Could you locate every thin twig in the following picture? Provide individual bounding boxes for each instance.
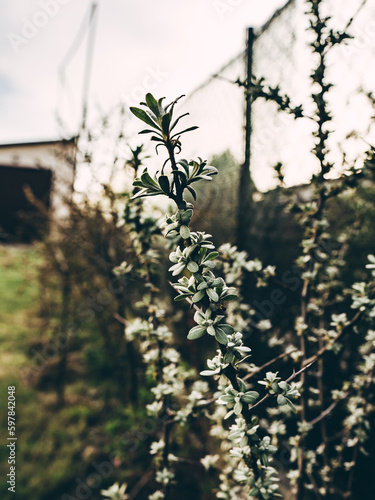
[303,310,362,367]
[168,281,204,313]
[308,400,340,427]
[113,312,128,326]
[345,0,368,30]
[243,348,298,381]
[248,361,316,412]
[128,470,153,500]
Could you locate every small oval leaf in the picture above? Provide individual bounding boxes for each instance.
[187,261,199,273]
[206,288,219,302]
[180,225,190,239]
[192,290,205,303]
[215,328,228,345]
[207,325,216,336]
[277,394,287,406]
[187,326,206,340]
[158,175,170,194]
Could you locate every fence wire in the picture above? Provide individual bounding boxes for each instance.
[177,51,247,166]
[167,0,375,192]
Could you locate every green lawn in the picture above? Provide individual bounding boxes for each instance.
[0,245,42,378]
[0,245,90,500]
[0,245,134,500]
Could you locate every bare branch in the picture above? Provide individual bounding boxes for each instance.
[243,348,298,381]
[303,310,362,367]
[308,400,340,427]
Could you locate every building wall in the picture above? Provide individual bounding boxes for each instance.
[0,140,76,220]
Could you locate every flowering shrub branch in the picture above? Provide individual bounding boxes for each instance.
[129,92,304,498]
[103,3,375,498]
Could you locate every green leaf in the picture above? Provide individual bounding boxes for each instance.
[224,351,236,364]
[187,326,206,340]
[215,328,228,345]
[200,369,218,376]
[193,272,204,283]
[222,294,237,301]
[260,454,269,467]
[241,392,259,404]
[170,113,189,132]
[131,188,149,199]
[277,394,287,406]
[141,171,159,188]
[177,158,189,172]
[238,379,246,392]
[185,243,197,257]
[224,410,234,420]
[175,170,187,185]
[187,186,197,200]
[145,93,160,116]
[220,395,234,403]
[285,398,297,413]
[174,294,189,302]
[158,175,170,194]
[204,251,219,262]
[197,282,208,291]
[171,125,198,138]
[192,290,205,303]
[164,222,179,234]
[150,135,163,143]
[170,262,186,276]
[180,225,191,239]
[187,261,199,273]
[204,261,215,269]
[217,324,234,335]
[138,128,162,136]
[207,325,216,336]
[130,107,159,129]
[206,288,219,302]
[181,209,193,222]
[193,310,205,325]
[278,381,288,391]
[198,247,207,261]
[162,113,171,135]
[234,401,242,415]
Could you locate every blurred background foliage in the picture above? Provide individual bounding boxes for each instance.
[1,144,375,498]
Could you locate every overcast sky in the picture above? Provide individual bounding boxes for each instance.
[0,0,287,144]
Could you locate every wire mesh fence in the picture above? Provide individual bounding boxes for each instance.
[159,0,375,192]
[177,51,247,167]
[251,0,375,191]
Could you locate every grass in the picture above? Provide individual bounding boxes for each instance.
[0,245,47,499]
[0,245,91,500]
[0,245,42,378]
[0,244,145,500]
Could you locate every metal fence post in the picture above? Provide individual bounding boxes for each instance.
[236,27,255,250]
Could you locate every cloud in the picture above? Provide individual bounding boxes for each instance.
[0,0,286,142]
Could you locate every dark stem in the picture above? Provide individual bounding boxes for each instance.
[166,141,184,208]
